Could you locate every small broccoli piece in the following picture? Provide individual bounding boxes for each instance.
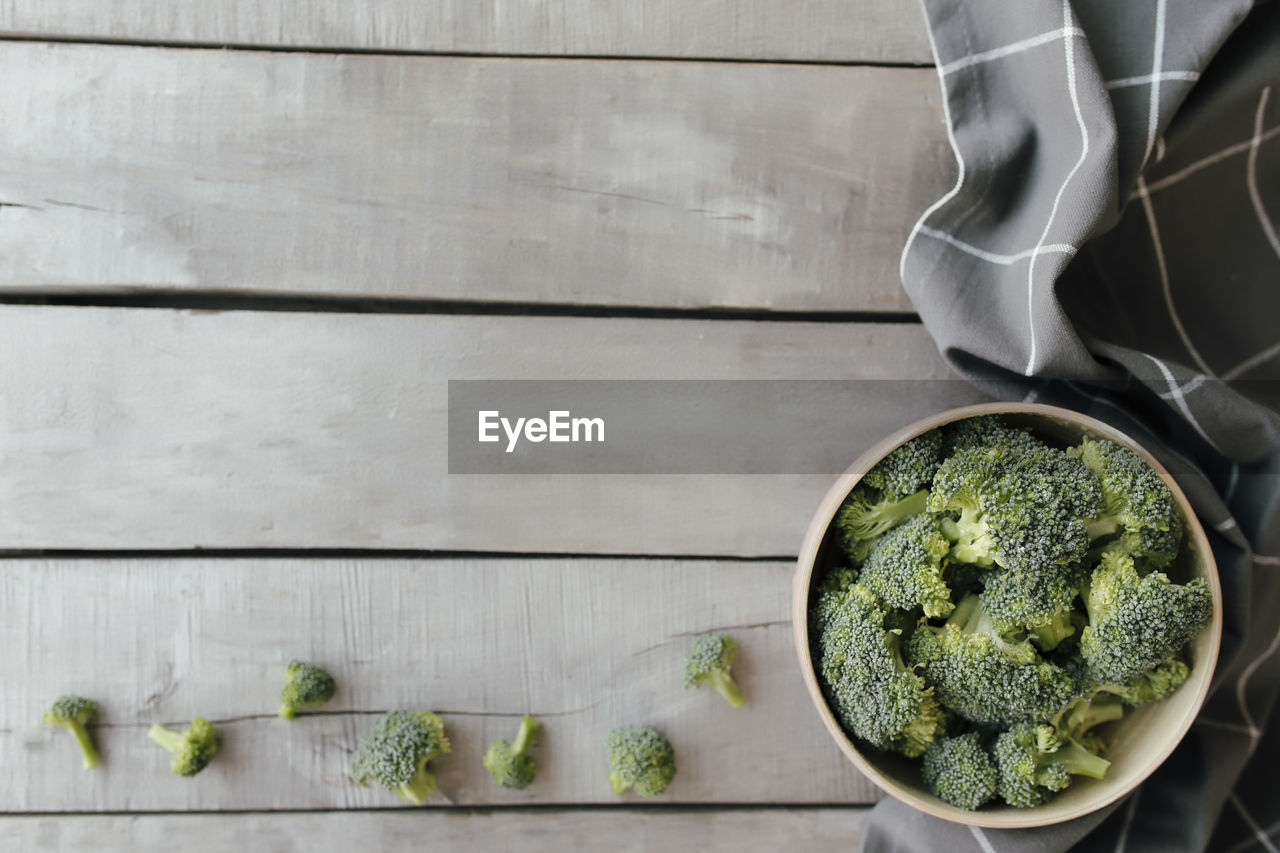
[930,432,1103,573]
[684,633,745,708]
[994,722,1110,808]
[606,725,676,797]
[812,581,942,756]
[1050,692,1124,755]
[350,710,451,803]
[834,485,930,563]
[1071,438,1180,546]
[148,718,219,777]
[907,594,1078,727]
[1094,657,1191,707]
[862,430,943,499]
[1092,519,1184,572]
[278,660,337,720]
[1080,552,1213,685]
[43,696,100,770]
[979,564,1083,652]
[483,715,540,790]
[921,732,998,810]
[860,513,955,618]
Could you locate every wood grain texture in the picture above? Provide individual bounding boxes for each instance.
[0,307,985,554]
[0,558,882,809]
[0,810,869,850]
[0,1,930,63]
[0,42,951,312]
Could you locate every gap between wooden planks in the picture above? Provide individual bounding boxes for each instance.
[0,307,987,554]
[0,42,950,312]
[0,0,930,64]
[0,558,882,809]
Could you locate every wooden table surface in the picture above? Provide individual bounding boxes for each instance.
[0,3,985,849]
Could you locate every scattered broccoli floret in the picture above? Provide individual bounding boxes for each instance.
[834,484,930,564]
[994,722,1110,808]
[483,715,540,790]
[1094,657,1191,707]
[908,593,1078,727]
[979,564,1083,652]
[1071,438,1180,547]
[921,732,998,810]
[684,633,745,708]
[860,513,955,618]
[148,718,219,777]
[278,660,337,720]
[43,696,100,770]
[862,430,943,499]
[1080,552,1213,685]
[606,725,676,797]
[813,580,942,757]
[930,435,1103,573]
[350,710,451,803]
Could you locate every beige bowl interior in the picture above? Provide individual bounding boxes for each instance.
[793,402,1223,828]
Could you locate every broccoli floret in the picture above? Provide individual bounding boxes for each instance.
[278,660,337,720]
[1080,552,1213,685]
[684,633,745,708]
[930,433,1103,573]
[43,696,100,770]
[1050,692,1124,754]
[483,715,540,790]
[1071,438,1180,542]
[921,732,998,810]
[606,725,676,797]
[862,430,943,499]
[812,581,942,757]
[1092,520,1184,572]
[994,722,1110,808]
[148,718,219,777]
[908,594,1078,727]
[350,710,451,803]
[1094,657,1191,707]
[942,415,1031,455]
[834,485,930,563]
[979,564,1083,652]
[860,513,955,618]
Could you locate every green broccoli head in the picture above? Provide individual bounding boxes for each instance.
[606,725,676,797]
[1072,438,1180,543]
[1094,657,1191,707]
[278,660,337,720]
[929,432,1103,573]
[148,718,219,777]
[993,722,1110,808]
[1080,552,1213,685]
[350,710,451,803]
[1093,519,1184,572]
[907,594,1078,727]
[812,581,942,757]
[483,715,540,790]
[43,695,100,770]
[684,633,745,708]
[921,732,998,810]
[862,430,943,500]
[834,485,929,564]
[979,564,1084,652]
[859,513,955,618]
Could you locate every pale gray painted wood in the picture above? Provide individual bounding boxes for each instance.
[0,307,985,554]
[0,558,882,809]
[0,1,930,64]
[0,809,869,851]
[0,43,950,312]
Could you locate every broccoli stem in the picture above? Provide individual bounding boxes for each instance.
[511,715,541,755]
[147,723,182,752]
[1053,741,1110,780]
[704,671,745,708]
[277,703,296,721]
[608,770,629,796]
[1030,615,1076,652]
[1084,517,1119,541]
[395,757,438,804]
[946,592,981,630]
[69,722,99,770]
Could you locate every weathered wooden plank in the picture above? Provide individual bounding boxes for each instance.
[0,1,930,64]
[0,558,881,809]
[0,307,985,554]
[0,809,869,851]
[0,42,949,312]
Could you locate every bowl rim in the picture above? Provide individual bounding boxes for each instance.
[792,401,1223,828]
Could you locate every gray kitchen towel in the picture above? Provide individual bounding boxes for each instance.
[863,1,1280,850]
